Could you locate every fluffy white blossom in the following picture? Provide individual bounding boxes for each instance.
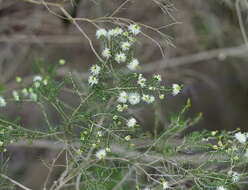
[88,75,99,86]
[43,79,48,86]
[118,91,128,103]
[115,53,126,63]
[234,132,247,144]
[125,135,131,141]
[102,48,111,59]
[127,59,139,71]
[12,90,19,101]
[59,59,66,65]
[128,92,140,105]
[121,41,131,51]
[137,74,146,88]
[127,117,137,128]
[96,149,107,160]
[96,28,107,39]
[97,131,103,137]
[117,104,123,112]
[142,94,155,104]
[114,27,123,36]
[90,65,101,76]
[0,96,6,107]
[142,187,151,190]
[33,75,43,88]
[148,86,156,91]
[228,171,240,182]
[128,36,136,43]
[107,29,115,39]
[117,104,128,112]
[22,88,29,97]
[153,74,162,82]
[216,186,226,190]
[172,84,181,96]
[108,28,123,38]
[29,92,38,102]
[105,147,111,152]
[33,75,42,82]
[162,181,169,189]
[128,24,141,35]
[159,94,165,100]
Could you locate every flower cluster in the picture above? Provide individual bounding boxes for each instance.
[234,131,247,144]
[88,25,142,87]
[86,26,184,155]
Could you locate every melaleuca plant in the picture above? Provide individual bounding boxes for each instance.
[0,25,248,190]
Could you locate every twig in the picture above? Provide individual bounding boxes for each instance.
[236,0,248,44]
[141,44,248,73]
[112,166,135,190]
[0,174,32,190]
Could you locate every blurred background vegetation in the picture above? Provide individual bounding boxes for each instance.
[1,0,248,189]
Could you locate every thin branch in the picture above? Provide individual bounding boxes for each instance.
[236,0,248,44]
[0,174,32,190]
[141,44,248,73]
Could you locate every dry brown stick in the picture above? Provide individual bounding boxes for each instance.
[7,140,227,166]
[141,44,248,73]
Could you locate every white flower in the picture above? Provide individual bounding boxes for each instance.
[231,172,240,182]
[137,74,146,88]
[33,75,42,88]
[127,59,139,71]
[128,92,140,105]
[108,28,123,39]
[216,186,226,190]
[88,75,99,86]
[117,91,128,103]
[29,92,38,102]
[159,94,165,100]
[43,79,48,85]
[142,94,155,104]
[96,149,107,159]
[115,53,126,63]
[97,131,103,137]
[96,28,107,39]
[153,74,162,82]
[117,104,128,112]
[128,24,141,35]
[0,96,6,107]
[105,147,111,152]
[128,36,136,43]
[33,75,42,82]
[125,135,131,141]
[127,117,137,128]
[102,48,111,59]
[162,181,169,189]
[12,90,19,101]
[22,88,29,97]
[234,132,247,144]
[114,27,123,36]
[107,29,115,39]
[148,86,156,91]
[172,84,181,96]
[59,59,66,65]
[90,65,101,75]
[142,188,151,190]
[121,41,131,51]
[117,104,123,112]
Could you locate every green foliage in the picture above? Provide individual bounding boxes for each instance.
[0,25,247,190]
